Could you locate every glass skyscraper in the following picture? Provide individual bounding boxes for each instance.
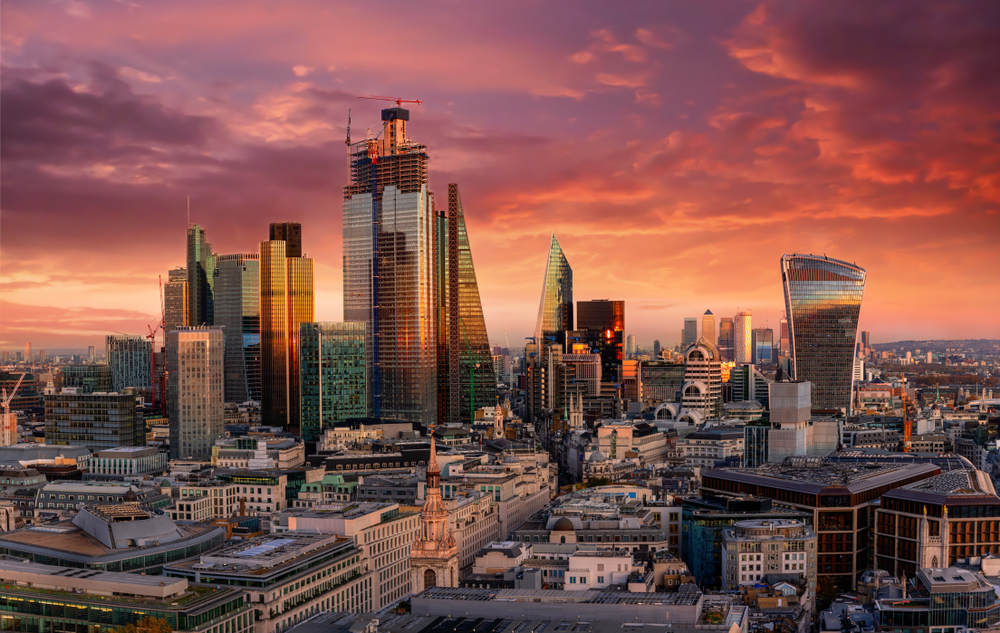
[752,327,774,365]
[535,233,573,342]
[167,326,225,460]
[215,253,261,404]
[718,317,734,361]
[186,224,214,326]
[435,184,496,425]
[164,266,188,335]
[734,310,752,364]
[781,253,866,412]
[576,299,624,382]
[260,235,314,432]
[105,334,151,392]
[682,318,698,348]
[343,106,436,425]
[299,321,369,443]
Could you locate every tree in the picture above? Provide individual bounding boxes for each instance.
[109,616,173,633]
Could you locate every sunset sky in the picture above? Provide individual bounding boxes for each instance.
[2,0,998,352]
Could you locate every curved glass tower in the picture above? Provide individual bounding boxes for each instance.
[534,233,573,342]
[780,253,866,412]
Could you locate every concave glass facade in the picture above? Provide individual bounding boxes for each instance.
[299,321,369,443]
[781,253,866,412]
[534,234,573,341]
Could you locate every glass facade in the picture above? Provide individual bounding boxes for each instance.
[702,310,716,346]
[342,108,436,425]
[105,335,151,392]
[186,224,214,327]
[781,253,866,412]
[44,392,144,451]
[436,184,497,424]
[214,254,261,404]
[534,233,573,341]
[682,318,698,348]
[164,266,188,335]
[259,240,314,431]
[168,327,225,460]
[752,327,774,365]
[733,310,752,365]
[299,322,369,443]
[718,317,735,361]
[61,364,112,394]
[575,300,624,382]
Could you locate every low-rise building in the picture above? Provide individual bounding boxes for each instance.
[294,474,357,507]
[0,559,252,633]
[33,480,170,518]
[86,446,169,480]
[164,532,372,633]
[677,426,744,467]
[876,566,1000,632]
[721,519,817,594]
[214,437,305,470]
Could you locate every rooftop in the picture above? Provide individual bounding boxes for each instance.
[885,469,999,503]
[704,460,938,496]
[418,586,703,606]
[168,532,354,576]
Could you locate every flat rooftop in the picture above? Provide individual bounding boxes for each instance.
[704,461,938,495]
[418,586,702,606]
[168,532,354,575]
[885,470,1000,503]
[0,519,215,558]
[289,612,686,633]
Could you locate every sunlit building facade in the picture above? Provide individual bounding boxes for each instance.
[260,236,314,432]
[718,317,735,361]
[436,184,496,425]
[299,322,369,443]
[534,233,573,341]
[781,253,866,412]
[105,334,151,392]
[343,106,436,425]
[752,327,774,366]
[214,253,261,404]
[575,299,624,383]
[168,326,225,460]
[702,310,716,347]
[164,266,188,335]
[734,310,752,365]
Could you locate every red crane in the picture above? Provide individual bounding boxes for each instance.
[147,275,166,415]
[357,94,423,107]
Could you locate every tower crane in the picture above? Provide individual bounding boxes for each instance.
[902,374,911,453]
[357,95,423,107]
[1,373,26,446]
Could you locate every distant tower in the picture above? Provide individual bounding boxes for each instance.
[410,438,458,592]
[24,343,31,364]
[167,326,225,460]
[164,267,189,335]
[626,334,637,358]
[734,310,752,364]
[106,335,152,391]
[702,310,717,346]
[682,318,698,348]
[87,346,96,363]
[535,234,574,342]
[186,224,214,326]
[653,340,662,359]
[214,253,261,404]
[779,316,789,360]
[493,403,504,439]
[718,317,735,361]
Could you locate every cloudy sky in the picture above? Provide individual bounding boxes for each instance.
[2,0,998,352]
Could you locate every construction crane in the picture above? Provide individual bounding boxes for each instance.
[357,95,423,107]
[902,374,911,453]
[1,373,26,447]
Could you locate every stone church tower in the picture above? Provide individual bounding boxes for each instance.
[410,437,459,592]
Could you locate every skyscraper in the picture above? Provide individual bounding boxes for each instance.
[626,334,637,358]
[535,233,573,341]
[105,335,151,392]
[575,299,625,382]
[343,106,437,425]
[734,310,752,364]
[260,233,314,432]
[164,267,188,335]
[186,224,214,326]
[779,316,789,359]
[781,253,867,412]
[87,346,95,363]
[702,310,717,346]
[269,222,302,257]
[24,343,31,364]
[752,328,774,365]
[436,184,496,425]
[682,318,698,348]
[215,253,261,404]
[167,326,224,460]
[718,317,735,361]
[653,339,661,359]
[299,322,369,443]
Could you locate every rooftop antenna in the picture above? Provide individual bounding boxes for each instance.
[187,196,190,227]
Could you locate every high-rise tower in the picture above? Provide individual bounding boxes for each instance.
[344,107,437,425]
[683,318,698,348]
[534,234,573,342]
[734,310,752,364]
[718,317,735,361]
[781,253,866,412]
[260,229,314,432]
[105,335,151,392]
[702,310,717,346]
[164,267,189,335]
[215,253,261,404]
[186,224,214,326]
[436,184,496,425]
[168,326,225,460]
[575,299,624,381]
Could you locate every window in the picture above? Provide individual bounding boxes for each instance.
[570,577,576,584]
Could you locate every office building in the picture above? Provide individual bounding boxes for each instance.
[165,532,373,630]
[44,391,144,451]
[876,566,1000,633]
[734,310,752,364]
[702,310,716,346]
[575,299,624,381]
[436,184,497,425]
[343,106,436,425]
[682,318,698,348]
[105,335,151,392]
[0,560,251,633]
[260,230,314,431]
[167,326,225,460]
[87,446,169,480]
[752,327,774,365]
[718,317,735,361]
[24,343,31,364]
[87,345,95,362]
[653,339,661,359]
[626,334,637,358]
[269,221,302,257]
[164,266,188,335]
[214,253,261,404]
[778,315,788,359]
[702,460,939,595]
[681,339,723,421]
[722,519,817,591]
[781,253,867,412]
[61,364,112,394]
[642,360,685,405]
[186,224,214,326]
[535,233,573,342]
[299,321,369,443]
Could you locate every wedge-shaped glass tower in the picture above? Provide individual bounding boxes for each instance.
[781,253,866,413]
[436,184,497,424]
[534,233,573,342]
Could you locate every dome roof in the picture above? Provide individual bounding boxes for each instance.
[588,450,607,462]
[552,517,576,531]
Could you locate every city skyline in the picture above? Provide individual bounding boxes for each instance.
[2,1,999,351]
